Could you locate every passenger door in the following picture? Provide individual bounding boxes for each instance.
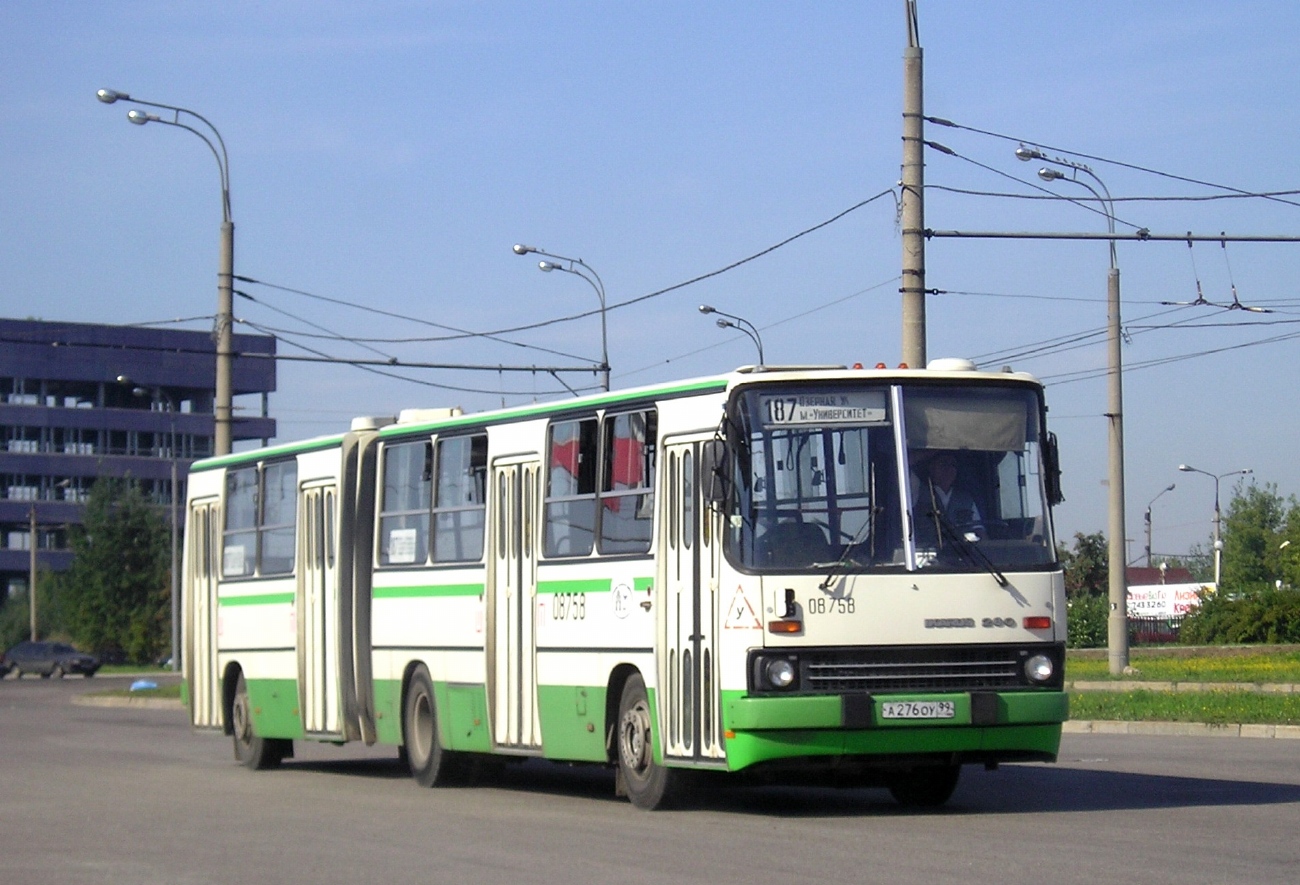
[298,482,340,737]
[487,457,542,751]
[658,436,725,764]
[186,497,222,730]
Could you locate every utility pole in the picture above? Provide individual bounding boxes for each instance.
[900,0,927,369]
[1105,262,1129,674]
[28,506,38,641]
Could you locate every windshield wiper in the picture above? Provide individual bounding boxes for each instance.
[925,507,1008,587]
[817,515,876,591]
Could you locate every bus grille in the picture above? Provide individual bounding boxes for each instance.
[801,645,1037,693]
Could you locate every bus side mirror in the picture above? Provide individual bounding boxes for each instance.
[700,439,730,506]
[1043,432,1064,506]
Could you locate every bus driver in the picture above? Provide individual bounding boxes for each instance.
[914,450,984,543]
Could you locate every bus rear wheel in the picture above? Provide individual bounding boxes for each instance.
[231,672,287,770]
[403,666,462,787]
[888,764,960,808]
[616,673,685,810]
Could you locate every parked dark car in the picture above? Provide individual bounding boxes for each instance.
[1,641,100,678]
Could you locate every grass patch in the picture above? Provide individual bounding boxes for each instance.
[99,664,174,676]
[1069,690,1300,726]
[1067,648,1300,683]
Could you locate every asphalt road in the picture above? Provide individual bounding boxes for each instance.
[2,674,1298,885]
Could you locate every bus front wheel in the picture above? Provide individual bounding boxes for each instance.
[616,673,685,810]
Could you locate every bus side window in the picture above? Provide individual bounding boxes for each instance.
[433,433,487,562]
[544,417,598,557]
[598,409,656,555]
[259,460,298,575]
[222,467,258,577]
[378,440,431,566]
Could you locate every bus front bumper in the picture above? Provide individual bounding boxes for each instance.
[720,690,1068,772]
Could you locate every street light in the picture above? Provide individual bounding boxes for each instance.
[698,305,765,365]
[512,245,609,391]
[118,376,181,671]
[1144,483,1175,568]
[1178,463,1253,587]
[1019,145,1129,675]
[98,88,235,456]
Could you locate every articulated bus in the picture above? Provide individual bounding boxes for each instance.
[181,360,1067,809]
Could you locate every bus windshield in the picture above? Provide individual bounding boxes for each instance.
[726,382,1055,573]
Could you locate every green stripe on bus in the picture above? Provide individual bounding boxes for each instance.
[191,435,346,472]
[218,592,295,607]
[381,376,729,436]
[372,583,484,599]
[536,579,612,594]
[634,577,654,593]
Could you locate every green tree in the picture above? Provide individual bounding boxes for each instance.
[1220,482,1299,591]
[1058,531,1107,598]
[1,570,66,650]
[55,478,170,663]
[1164,548,1212,584]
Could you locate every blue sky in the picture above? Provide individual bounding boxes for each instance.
[3,1,1299,561]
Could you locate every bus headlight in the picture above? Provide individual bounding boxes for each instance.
[1024,653,1054,684]
[764,657,798,690]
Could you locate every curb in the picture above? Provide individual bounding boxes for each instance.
[1064,719,1300,739]
[72,694,183,710]
[1068,680,1300,695]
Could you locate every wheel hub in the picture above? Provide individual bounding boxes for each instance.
[620,700,652,776]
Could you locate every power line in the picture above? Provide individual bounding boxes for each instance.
[618,275,900,379]
[239,319,600,397]
[236,190,899,345]
[927,184,1300,205]
[925,143,1148,232]
[924,115,1300,210]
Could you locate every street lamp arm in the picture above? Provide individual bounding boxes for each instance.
[516,245,610,391]
[717,319,764,364]
[699,305,765,364]
[129,113,232,221]
[100,89,232,221]
[539,259,605,308]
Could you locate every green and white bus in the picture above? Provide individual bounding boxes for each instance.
[181,360,1067,809]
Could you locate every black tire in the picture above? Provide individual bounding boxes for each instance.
[230,672,287,770]
[51,664,64,679]
[616,673,686,810]
[402,666,462,787]
[888,764,961,808]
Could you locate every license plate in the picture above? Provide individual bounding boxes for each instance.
[880,700,956,720]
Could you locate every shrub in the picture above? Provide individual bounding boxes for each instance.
[1179,584,1300,645]
[1067,593,1108,648]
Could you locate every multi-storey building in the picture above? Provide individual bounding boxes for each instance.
[0,318,276,599]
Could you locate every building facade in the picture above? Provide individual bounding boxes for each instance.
[0,318,276,599]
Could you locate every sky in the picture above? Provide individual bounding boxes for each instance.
[3,1,1299,563]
